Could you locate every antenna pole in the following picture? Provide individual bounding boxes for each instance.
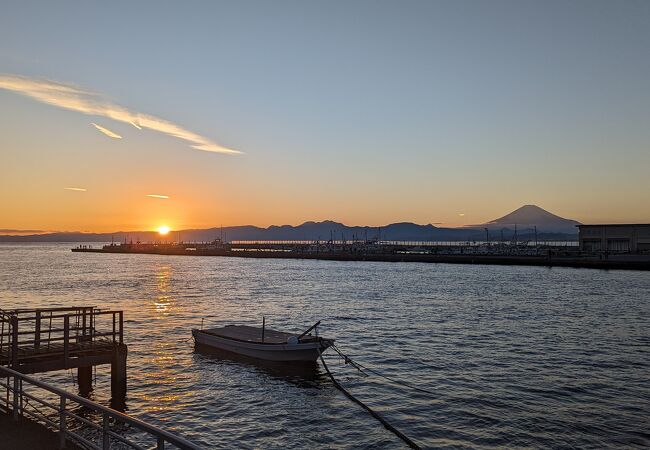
[514,224,518,245]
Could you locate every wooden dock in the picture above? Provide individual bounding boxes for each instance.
[0,307,127,400]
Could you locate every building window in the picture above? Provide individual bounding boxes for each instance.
[607,239,630,252]
[582,239,601,251]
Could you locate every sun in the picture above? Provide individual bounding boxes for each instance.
[157,225,171,235]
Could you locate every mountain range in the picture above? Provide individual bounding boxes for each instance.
[0,205,580,242]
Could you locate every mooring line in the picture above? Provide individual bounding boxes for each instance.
[331,344,436,396]
[319,352,421,450]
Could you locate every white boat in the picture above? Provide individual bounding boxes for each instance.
[192,321,333,362]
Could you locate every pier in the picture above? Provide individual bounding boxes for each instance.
[72,240,650,270]
[0,307,127,401]
[0,365,201,449]
[0,306,203,448]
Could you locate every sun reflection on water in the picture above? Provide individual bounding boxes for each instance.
[153,265,173,317]
[139,264,198,413]
[140,342,195,413]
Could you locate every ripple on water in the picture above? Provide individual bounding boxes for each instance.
[0,243,649,449]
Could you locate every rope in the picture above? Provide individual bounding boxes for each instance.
[23,396,52,424]
[330,344,437,396]
[318,350,421,450]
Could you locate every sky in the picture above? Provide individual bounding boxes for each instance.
[1,0,649,233]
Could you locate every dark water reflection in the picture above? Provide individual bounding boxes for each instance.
[1,243,649,449]
[195,345,323,389]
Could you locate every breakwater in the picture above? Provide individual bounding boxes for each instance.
[72,241,650,270]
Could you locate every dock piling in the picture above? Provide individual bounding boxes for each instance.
[78,366,92,395]
[111,344,128,401]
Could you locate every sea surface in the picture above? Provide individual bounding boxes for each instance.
[0,243,648,449]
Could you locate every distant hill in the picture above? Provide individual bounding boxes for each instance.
[481,205,580,234]
[0,205,580,242]
[0,221,480,243]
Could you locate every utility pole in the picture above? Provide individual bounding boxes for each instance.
[485,227,489,244]
[514,224,518,245]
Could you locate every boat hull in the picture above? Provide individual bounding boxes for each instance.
[192,329,331,362]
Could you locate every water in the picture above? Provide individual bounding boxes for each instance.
[0,243,648,449]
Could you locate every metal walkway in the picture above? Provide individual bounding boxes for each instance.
[0,365,202,449]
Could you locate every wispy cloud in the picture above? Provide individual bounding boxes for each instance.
[146,194,170,199]
[0,74,240,155]
[91,122,122,139]
[64,187,87,191]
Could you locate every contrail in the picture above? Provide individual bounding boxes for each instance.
[146,194,170,199]
[91,122,122,139]
[64,187,87,191]
[0,74,240,155]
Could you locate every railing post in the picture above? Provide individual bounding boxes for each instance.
[112,312,116,344]
[59,396,66,449]
[11,315,18,369]
[157,436,165,450]
[12,375,19,421]
[119,311,123,344]
[19,378,23,417]
[103,412,110,449]
[91,309,95,341]
[35,310,41,350]
[82,308,87,337]
[63,315,70,368]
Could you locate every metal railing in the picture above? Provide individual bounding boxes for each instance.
[0,307,123,367]
[231,239,580,247]
[0,365,202,450]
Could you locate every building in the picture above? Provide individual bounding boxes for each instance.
[578,224,650,253]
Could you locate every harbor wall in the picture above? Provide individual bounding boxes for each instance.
[72,244,650,271]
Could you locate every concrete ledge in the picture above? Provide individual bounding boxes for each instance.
[0,413,82,450]
[73,246,650,270]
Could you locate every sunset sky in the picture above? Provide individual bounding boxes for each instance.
[1,1,649,233]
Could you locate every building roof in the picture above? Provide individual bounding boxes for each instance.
[577,224,650,228]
